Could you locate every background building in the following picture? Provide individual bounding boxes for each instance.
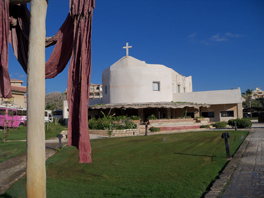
[89,55,243,122]
[252,87,264,99]
[89,84,103,99]
[0,79,27,109]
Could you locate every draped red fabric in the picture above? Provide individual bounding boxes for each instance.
[0,0,94,163]
[0,0,12,98]
[67,0,95,163]
[9,4,30,74]
[9,5,74,79]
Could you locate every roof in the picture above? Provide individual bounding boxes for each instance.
[11,86,27,92]
[10,79,23,83]
[89,102,210,110]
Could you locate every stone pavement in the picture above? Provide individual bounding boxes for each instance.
[206,121,264,198]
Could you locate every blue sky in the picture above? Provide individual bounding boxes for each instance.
[8,0,264,94]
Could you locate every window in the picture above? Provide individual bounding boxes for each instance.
[178,85,180,93]
[0,109,6,115]
[8,110,13,116]
[187,112,194,118]
[153,82,160,91]
[184,87,186,93]
[221,111,234,117]
[201,112,214,118]
[105,86,107,94]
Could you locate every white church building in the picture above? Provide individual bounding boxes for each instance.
[88,43,243,123]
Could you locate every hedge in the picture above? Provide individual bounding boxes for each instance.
[212,122,227,129]
[228,118,252,128]
[149,127,161,132]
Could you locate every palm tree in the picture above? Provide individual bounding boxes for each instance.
[242,89,253,108]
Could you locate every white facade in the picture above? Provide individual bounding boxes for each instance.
[101,56,192,104]
[173,88,243,105]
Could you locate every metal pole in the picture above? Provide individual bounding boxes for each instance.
[221,132,231,159]
[145,123,148,136]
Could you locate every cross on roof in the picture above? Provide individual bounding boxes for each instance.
[123,42,132,56]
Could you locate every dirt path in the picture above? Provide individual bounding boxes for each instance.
[0,142,66,195]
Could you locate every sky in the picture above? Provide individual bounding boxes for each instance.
[8,0,264,94]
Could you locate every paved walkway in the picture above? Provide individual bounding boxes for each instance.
[206,121,264,198]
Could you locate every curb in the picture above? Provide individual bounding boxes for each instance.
[0,142,68,195]
[204,129,252,197]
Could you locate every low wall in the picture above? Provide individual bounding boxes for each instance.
[149,118,196,127]
[89,128,140,137]
[195,118,210,124]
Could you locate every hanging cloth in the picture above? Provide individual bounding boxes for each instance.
[0,0,95,163]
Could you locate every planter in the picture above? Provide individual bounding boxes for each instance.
[148,118,196,127]
[195,118,209,124]
[89,128,140,137]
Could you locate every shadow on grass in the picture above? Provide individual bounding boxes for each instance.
[174,152,218,162]
[0,193,13,198]
[45,146,57,151]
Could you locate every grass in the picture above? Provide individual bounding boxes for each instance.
[0,123,66,141]
[247,117,258,120]
[0,141,26,163]
[0,123,66,162]
[2,130,248,198]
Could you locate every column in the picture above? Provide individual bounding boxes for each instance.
[26,1,47,197]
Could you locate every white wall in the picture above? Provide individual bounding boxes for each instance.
[173,88,243,104]
[102,56,192,104]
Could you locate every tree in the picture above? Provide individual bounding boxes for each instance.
[45,92,66,111]
[242,89,253,108]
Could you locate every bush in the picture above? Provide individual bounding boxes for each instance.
[89,116,137,130]
[177,116,191,119]
[149,127,161,132]
[228,119,235,127]
[228,118,252,128]
[148,114,157,120]
[130,115,140,120]
[212,122,227,128]
[200,125,210,128]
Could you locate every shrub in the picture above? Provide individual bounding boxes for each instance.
[89,118,99,129]
[212,122,227,128]
[149,127,161,132]
[228,118,252,128]
[200,125,210,128]
[89,116,137,130]
[148,114,157,120]
[228,119,235,127]
[130,115,140,120]
[177,116,191,119]
[107,130,113,137]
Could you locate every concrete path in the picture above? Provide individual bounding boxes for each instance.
[0,134,106,195]
[206,121,264,198]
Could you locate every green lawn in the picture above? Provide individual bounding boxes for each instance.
[0,141,26,163]
[0,123,66,141]
[0,123,66,162]
[2,131,248,198]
